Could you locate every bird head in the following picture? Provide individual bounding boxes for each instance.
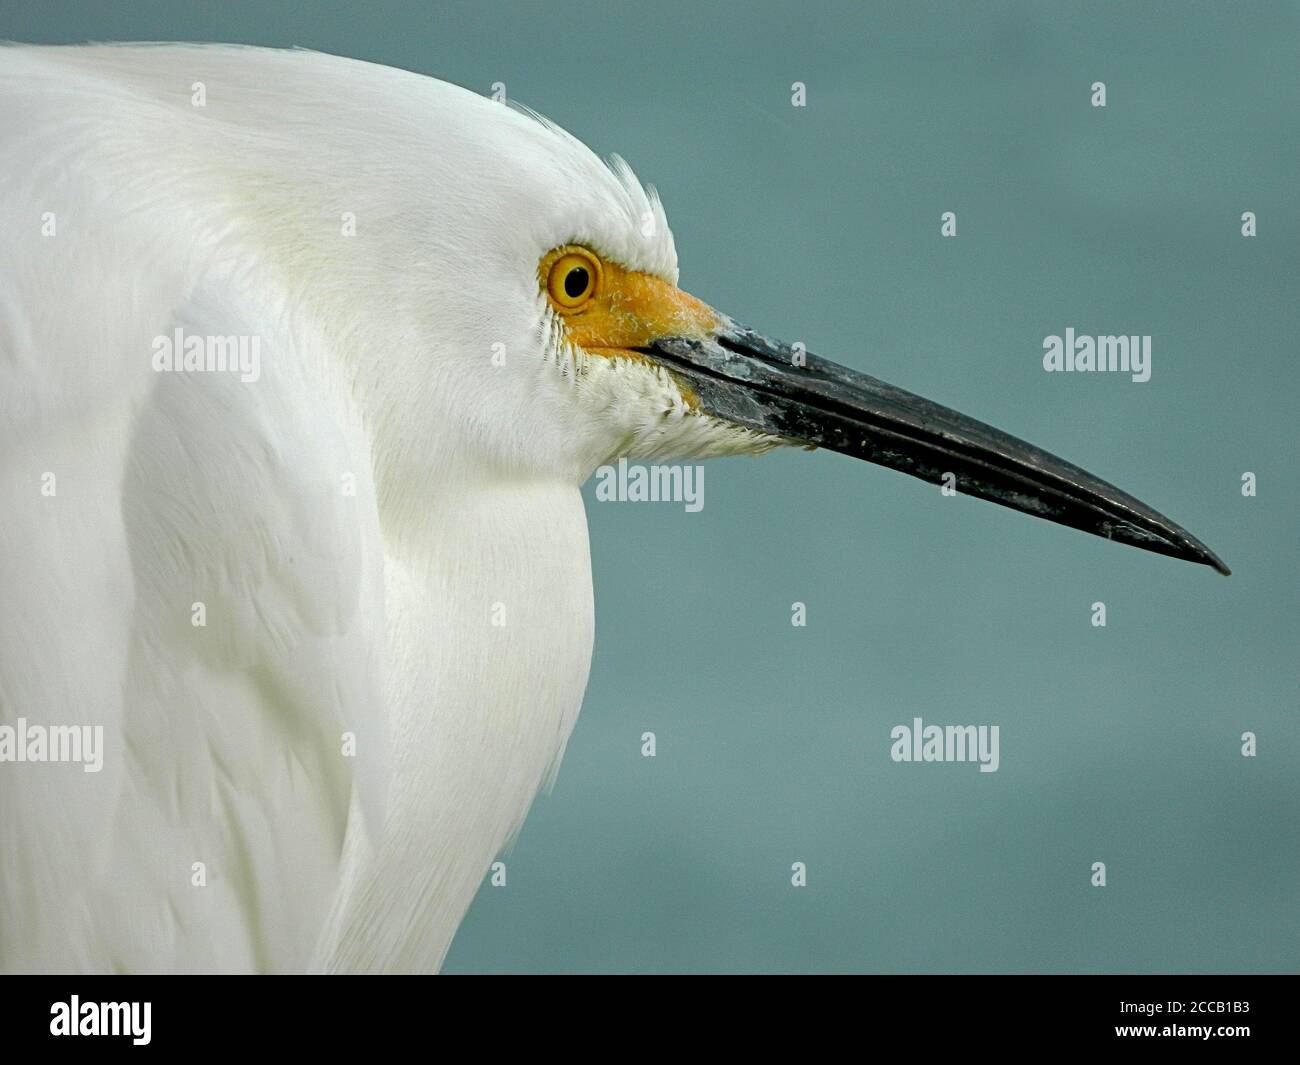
[307,66,1224,573]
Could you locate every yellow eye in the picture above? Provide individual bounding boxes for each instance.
[545,247,602,311]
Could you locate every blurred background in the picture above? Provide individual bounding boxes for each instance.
[7,1,1297,973]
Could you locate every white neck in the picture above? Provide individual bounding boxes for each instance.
[315,474,594,972]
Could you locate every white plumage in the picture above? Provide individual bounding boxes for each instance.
[0,41,1229,976]
[0,44,772,973]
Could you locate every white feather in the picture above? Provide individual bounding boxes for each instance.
[0,43,774,973]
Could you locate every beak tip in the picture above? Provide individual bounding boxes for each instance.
[1183,537,1230,577]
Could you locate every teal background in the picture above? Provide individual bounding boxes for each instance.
[8,2,1296,973]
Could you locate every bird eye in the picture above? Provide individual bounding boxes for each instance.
[546,248,601,311]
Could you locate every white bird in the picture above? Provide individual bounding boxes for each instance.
[0,44,1226,974]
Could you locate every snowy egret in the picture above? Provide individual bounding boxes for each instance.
[0,44,1226,974]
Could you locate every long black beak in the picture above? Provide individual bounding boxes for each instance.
[639,323,1229,575]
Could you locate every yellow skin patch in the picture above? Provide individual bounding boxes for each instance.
[538,245,793,456]
[538,245,721,368]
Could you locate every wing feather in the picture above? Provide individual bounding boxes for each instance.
[0,50,388,972]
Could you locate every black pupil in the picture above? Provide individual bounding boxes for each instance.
[563,265,590,299]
